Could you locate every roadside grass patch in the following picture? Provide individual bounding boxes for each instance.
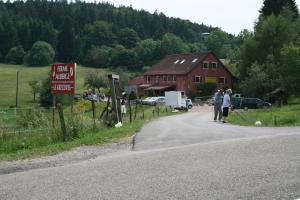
[0,103,176,161]
[228,104,300,126]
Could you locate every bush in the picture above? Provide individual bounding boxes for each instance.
[18,109,50,129]
[196,83,216,96]
[5,45,26,64]
[25,41,55,66]
[39,74,69,107]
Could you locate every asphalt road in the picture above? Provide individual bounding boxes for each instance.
[1,109,300,200]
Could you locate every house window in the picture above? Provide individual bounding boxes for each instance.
[194,76,203,83]
[173,75,176,81]
[163,75,167,81]
[155,76,160,83]
[167,75,172,82]
[209,63,213,69]
[218,77,226,84]
[203,62,209,69]
[212,62,218,69]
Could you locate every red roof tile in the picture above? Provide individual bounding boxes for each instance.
[144,52,209,75]
[128,75,144,86]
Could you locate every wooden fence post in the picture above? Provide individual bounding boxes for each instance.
[91,100,96,126]
[57,103,67,142]
[128,100,132,123]
[52,95,56,128]
[134,101,138,120]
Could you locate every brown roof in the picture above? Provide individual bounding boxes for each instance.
[144,52,209,75]
[128,75,144,86]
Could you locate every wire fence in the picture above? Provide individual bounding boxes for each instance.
[0,101,172,153]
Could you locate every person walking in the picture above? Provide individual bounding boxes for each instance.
[222,89,232,123]
[213,89,223,122]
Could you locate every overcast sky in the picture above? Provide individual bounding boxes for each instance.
[99,0,300,35]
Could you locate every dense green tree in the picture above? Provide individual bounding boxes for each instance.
[280,44,300,96]
[25,41,55,66]
[238,6,300,99]
[260,0,299,17]
[85,45,111,67]
[109,45,138,70]
[160,33,189,56]
[57,17,75,62]
[0,11,18,58]
[83,20,116,49]
[5,45,26,64]
[118,28,140,48]
[134,39,158,65]
[204,29,230,58]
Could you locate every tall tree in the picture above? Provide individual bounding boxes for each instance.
[57,17,75,62]
[0,11,18,58]
[118,28,140,49]
[260,0,299,17]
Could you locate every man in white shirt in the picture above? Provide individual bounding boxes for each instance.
[222,89,232,123]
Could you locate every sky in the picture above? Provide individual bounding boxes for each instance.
[98,0,300,35]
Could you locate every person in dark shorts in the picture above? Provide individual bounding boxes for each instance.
[222,89,232,123]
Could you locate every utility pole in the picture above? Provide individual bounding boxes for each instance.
[16,70,19,108]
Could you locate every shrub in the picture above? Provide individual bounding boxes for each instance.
[196,83,216,96]
[5,45,26,64]
[18,109,50,129]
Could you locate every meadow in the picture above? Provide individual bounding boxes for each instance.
[0,63,107,107]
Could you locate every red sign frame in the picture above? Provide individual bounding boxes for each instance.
[51,63,76,94]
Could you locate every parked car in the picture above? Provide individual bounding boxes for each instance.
[142,96,165,105]
[141,97,154,105]
[73,93,82,101]
[241,98,271,109]
[185,99,193,109]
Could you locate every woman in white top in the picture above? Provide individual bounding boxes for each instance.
[222,89,232,123]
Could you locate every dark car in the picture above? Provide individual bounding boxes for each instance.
[241,98,271,109]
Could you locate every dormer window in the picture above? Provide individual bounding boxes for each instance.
[180,59,186,64]
[212,62,218,69]
[203,62,209,69]
[192,58,198,63]
[174,59,180,64]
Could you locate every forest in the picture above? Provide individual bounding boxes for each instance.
[0,0,240,71]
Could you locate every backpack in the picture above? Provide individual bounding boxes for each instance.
[214,92,223,105]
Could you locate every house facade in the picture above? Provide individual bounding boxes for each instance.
[142,52,237,96]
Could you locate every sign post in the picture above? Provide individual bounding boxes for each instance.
[50,63,76,140]
[51,63,76,94]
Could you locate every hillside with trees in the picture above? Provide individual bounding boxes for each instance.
[0,0,238,71]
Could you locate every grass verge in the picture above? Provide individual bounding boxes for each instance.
[0,104,178,161]
[227,104,300,127]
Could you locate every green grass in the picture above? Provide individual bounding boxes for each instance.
[228,104,300,126]
[0,63,172,161]
[0,63,107,107]
[0,103,175,161]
